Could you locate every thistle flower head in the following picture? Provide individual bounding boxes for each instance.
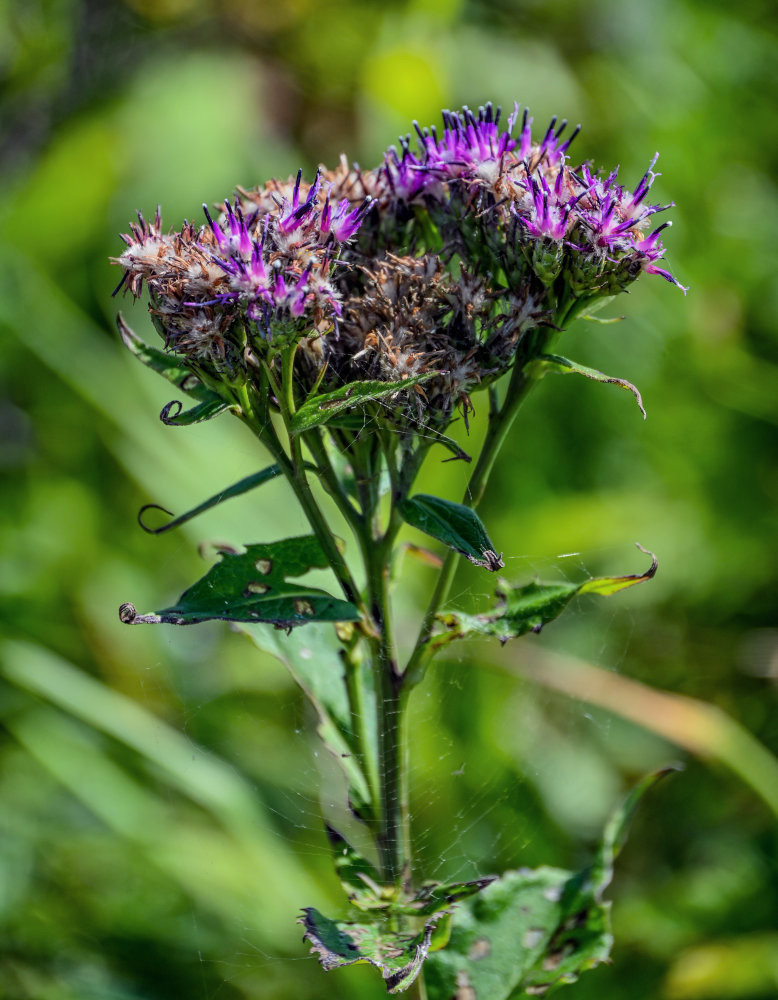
[114,98,684,431]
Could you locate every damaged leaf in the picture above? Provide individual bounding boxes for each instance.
[301,906,443,994]
[119,535,361,628]
[425,767,679,999]
[436,546,656,646]
[526,353,646,419]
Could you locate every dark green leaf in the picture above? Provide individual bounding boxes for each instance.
[119,535,361,628]
[526,353,646,419]
[289,373,437,434]
[436,546,657,646]
[426,768,679,999]
[399,494,503,571]
[301,906,443,994]
[138,464,286,534]
[117,313,214,402]
[240,624,377,823]
[160,397,229,425]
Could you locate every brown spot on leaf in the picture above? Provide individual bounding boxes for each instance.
[454,969,477,1000]
[467,937,491,961]
[255,558,273,575]
[294,599,315,616]
[244,582,269,595]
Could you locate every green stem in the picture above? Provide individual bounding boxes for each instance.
[235,383,365,615]
[403,332,551,688]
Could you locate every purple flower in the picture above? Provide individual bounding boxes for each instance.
[577,155,668,249]
[535,116,581,167]
[517,171,574,242]
[631,222,688,293]
[277,168,323,236]
[203,200,255,258]
[320,192,373,242]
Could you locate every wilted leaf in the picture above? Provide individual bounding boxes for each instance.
[301,906,443,994]
[527,353,646,419]
[289,373,437,434]
[399,494,503,570]
[425,768,678,999]
[119,535,361,628]
[436,546,656,645]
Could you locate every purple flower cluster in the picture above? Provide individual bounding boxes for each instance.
[369,103,685,294]
[114,99,684,424]
[116,169,372,356]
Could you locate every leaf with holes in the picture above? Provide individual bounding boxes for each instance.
[301,906,444,994]
[526,353,646,418]
[289,373,437,434]
[119,535,361,628]
[399,495,503,571]
[425,767,679,1000]
[436,546,656,646]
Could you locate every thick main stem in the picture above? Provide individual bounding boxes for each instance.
[363,509,409,884]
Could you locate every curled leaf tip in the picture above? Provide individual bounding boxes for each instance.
[160,400,183,424]
[137,503,175,534]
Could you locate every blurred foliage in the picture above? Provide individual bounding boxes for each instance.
[1,0,777,998]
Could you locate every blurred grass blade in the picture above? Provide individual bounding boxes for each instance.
[4,704,323,946]
[2,640,287,836]
[511,648,778,820]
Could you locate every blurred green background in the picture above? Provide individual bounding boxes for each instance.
[1,0,777,997]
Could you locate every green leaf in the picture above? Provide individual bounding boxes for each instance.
[138,464,286,534]
[119,535,361,628]
[399,494,503,571]
[300,907,443,994]
[426,768,679,999]
[159,397,230,425]
[117,313,214,402]
[289,373,437,434]
[240,625,377,822]
[526,353,646,419]
[436,546,657,645]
